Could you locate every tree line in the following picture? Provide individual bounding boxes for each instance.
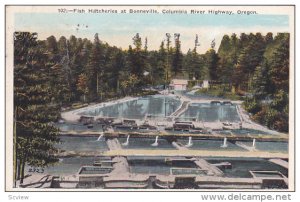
[17,32,289,108]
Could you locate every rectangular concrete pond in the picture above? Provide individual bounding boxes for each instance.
[28,154,288,181]
[206,158,288,178]
[127,157,288,178]
[118,137,175,150]
[56,135,108,152]
[178,103,240,122]
[176,139,247,151]
[78,95,181,119]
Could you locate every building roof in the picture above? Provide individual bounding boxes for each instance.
[170,79,188,85]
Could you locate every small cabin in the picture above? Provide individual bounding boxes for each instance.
[169,79,188,91]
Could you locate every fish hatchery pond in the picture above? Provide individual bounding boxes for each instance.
[26,93,289,189]
[77,95,182,119]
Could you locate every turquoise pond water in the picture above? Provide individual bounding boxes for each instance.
[26,94,289,179]
[130,157,288,178]
[56,135,108,152]
[178,103,240,122]
[237,141,288,153]
[26,136,288,176]
[28,156,288,178]
[177,139,246,151]
[219,129,271,135]
[78,95,181,119]
[55,123,103,132]
[55,122,278,137]
[118,137,175,150]
[55,136,287,152]
[206,158,288,178]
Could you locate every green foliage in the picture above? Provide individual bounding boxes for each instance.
[243,98,262,114]
[120,74,139,95]
[195,85,241,100]
[217,32,289,132]
[204,49,219,80]
[76,73,88,102]
[85,33,105,101]
[252,106,288,132]
[14,32,60,184]
[14,31,290,149]
[183,49,204,80]
[171,34,184,78]
[269,33,289,92]
[12,31,290,188]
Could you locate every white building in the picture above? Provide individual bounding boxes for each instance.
[203,80,209,88]
[169,79,188,91]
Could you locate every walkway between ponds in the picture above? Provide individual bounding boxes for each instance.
[102,149,288,159]
[194,158,224,176]
[269,159,289,169]
[172,142,189,150]
[235,141,257,152]
[106,138,122,150]
[171,101,190,117]
[109,156,130,176]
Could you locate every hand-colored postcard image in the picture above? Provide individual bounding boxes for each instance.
[5,5,294,191]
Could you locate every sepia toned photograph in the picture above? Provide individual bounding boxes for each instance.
[5,5,294,191]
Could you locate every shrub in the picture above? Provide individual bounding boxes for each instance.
[243,98,262,114]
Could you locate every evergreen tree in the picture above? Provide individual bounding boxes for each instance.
[217,35,232,83]
[85,33,105,101]
[183,49,194,79]
[111,49,126,94]
[204,49,219,81]
[157,41,169,85]
[244,33,289,132]
[165,33,172,83]
[57,36,67,55]
[46,35,58,54]
[172,33,183,78]
[265,32,274,45]
[251,61,269,100]
[269,33,289,93]
[45,36,73,105]
[234,33,266,91]
[132,33,146,79]
[268,33,289,131]
[125,33,147,89]
[192,49,203,80]
[76,73,89,102]
[14,32,60,185]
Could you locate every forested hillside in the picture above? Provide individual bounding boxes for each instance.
[217,32,289,132]
[14,31,289,129]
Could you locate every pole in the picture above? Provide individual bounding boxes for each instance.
[97,73,99,95]
[164,97,167,117]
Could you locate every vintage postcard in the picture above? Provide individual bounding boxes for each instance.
[5,5,294,191]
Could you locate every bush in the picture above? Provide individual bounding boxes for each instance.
[195,88,208,94]
[252,106,288,133]
[273,114,288,132]
[243,98,262,114]
[195,87,242,100]
[252,107,267,125]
